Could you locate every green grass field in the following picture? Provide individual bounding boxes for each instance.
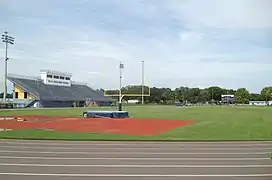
[0,105,271,141]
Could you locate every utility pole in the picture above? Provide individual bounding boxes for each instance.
[141,60,144,105]
[1,31,15,102]
[266,89,270,106]
[211,89,215,105]
[212,89,214,100]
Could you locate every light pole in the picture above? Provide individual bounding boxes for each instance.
[141,60,144,105]
[119,61,124,111]
[1,31,15,102]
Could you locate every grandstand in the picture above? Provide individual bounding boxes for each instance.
[7,69,116,108]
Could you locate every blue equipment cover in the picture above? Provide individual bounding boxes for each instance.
[83,110,129,118]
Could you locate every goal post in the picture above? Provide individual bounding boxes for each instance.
[104,85,151,102]
[109,60,149,111]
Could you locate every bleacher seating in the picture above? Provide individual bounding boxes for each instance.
[8,77,114,103]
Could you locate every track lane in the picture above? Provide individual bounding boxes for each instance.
[0,151,269,158]
[0,145,270,152]
[0,140,271,180]
[0,174,271,180]
[1,139,271,147]
[0,166,271,175]
[0,158,271,165]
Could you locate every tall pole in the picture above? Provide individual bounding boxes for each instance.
[266,90,269,106]
[141,60,144,105]
[212,89,214,100]
[119,61,122,104]
[4,38,8,102]
[1,31,15,102]
[119,61,124,111]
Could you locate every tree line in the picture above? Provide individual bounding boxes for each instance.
[98,85,272,104]
[0,93,13,99]
[2,85,272,104]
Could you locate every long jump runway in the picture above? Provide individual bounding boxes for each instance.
[0,140,271,180]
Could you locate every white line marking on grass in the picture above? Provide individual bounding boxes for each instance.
[0,145,270,151]
[0,156,269,160]
[0,150,268,155]
[0,173,271,177]
[0,163,271,168]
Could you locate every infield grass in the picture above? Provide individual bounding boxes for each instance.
[0,105,271,141]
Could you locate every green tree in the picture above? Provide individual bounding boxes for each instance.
[174,88,181,102]
[199,89,210,103]
[103,85,270,105]
[187,88,200,103]
[0,93,13,99]
[260,86,272,101]
[162,88,175,104]
[179,87,190,102]
[250,93,261,101]
[148,87,162,103]
[235,88,250,104]
[208,86,224,101]
[226,89,236,95]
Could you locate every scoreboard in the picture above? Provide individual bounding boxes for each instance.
[221,94,235,103]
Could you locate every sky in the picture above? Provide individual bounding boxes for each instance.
[0,0,271,93]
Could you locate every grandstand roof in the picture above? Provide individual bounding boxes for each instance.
[8,77,115,102]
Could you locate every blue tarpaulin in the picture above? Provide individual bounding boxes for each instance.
[83,110,129,118]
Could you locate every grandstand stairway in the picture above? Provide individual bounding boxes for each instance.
[25,100,39,108]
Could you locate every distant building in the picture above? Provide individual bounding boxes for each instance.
[8,69,116,108]
[249,101,272,106]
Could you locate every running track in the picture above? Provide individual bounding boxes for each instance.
[0,140,271,180]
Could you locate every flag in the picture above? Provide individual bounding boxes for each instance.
[120,63,124,69]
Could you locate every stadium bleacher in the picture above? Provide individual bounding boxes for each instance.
[8,76,115,108]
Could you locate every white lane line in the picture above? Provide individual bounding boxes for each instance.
[0,173,271,177]
[0,156,269,160]
[0,142,271,147]
[0,163,271,168]
[0,150,268,154]
[0,141,271,147]
[0,145,270,151]
[1,139,272,143]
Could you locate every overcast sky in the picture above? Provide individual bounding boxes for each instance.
[0,0,271,93]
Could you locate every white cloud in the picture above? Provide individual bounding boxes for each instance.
[166,0,272,29]
[0,0,271,93]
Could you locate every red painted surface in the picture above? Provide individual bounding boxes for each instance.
[0,116,194,136]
